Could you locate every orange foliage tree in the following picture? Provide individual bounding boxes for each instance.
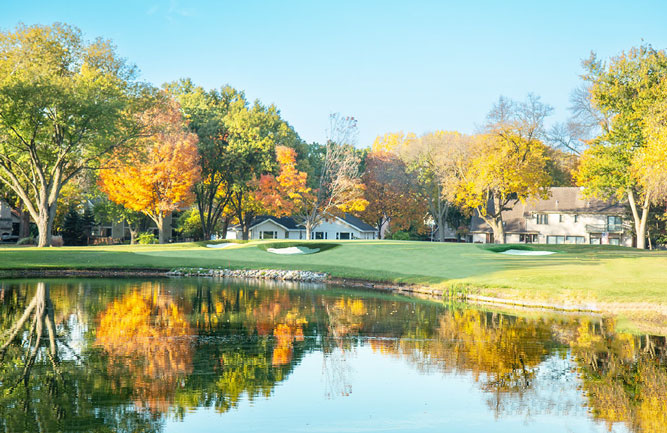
[257,129,368,240]
[359,151,427,237]
[255,146,314,218]
[99,99,201,243]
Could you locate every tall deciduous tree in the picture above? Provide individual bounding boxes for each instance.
[0,23,149,247]
[359,151,426,238]
[99,99,201,244]
[454,95,552,243]
[255,146,313,218]
[166,80,239,240]
[575,46,667,249]
[399,130,469,242]
[296,114,367,239]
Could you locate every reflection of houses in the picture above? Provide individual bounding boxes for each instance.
[228,214,378,240]
[0,200,20,240]
[470,187,632,246]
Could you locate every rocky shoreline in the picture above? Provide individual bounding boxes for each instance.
[167,267,329,282]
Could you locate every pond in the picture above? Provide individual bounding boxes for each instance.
[0,278,665,433]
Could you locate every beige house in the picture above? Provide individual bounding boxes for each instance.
[470,187,632,246]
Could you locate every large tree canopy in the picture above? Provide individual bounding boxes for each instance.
[0,23,151,246]
[99,99,201,244]
[576,45,667,248]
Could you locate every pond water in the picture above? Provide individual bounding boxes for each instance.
[0,278,665,433]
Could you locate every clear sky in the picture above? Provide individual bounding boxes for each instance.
[3,0,667,146]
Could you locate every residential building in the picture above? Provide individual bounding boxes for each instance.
[0,200,20,240]
[228,213,378,240]
[470,187,632,246]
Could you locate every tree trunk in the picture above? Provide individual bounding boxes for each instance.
[36,215,51,247]
[157,214,168,244]
[305,220,313,240]
[220,217,229,240]
[129,228,138,245]
[18,205,30,238]
[628,189,649,249]
[489,218,506,244]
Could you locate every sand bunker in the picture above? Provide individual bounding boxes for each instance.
[206,243,236,249]
[501,249,555,256]
[266,246,320,255]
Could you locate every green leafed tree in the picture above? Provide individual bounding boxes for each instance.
[0,23,151,247]
[575,45,667,249]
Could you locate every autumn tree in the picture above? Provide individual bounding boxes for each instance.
[0,23,149,247]
[296,114,367,239]
[359,151,426,237]
[398,130,470,242]
[99,99,201,244]
[167,80,242,240]
[575,46,667,248]
[255,145,313,217]
[455,96,552,243]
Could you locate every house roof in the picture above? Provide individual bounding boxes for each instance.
[233,213,378,233]
[249,215,304,230]
[338,213,377,232]
[470,187,626,233]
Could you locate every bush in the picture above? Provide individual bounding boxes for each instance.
[137,232,157,245]
[17,236,35,246]
[390,231,411,241]
[51,235,64,247]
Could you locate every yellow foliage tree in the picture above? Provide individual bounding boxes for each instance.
[99,99,201,243]
[455,133,551,243]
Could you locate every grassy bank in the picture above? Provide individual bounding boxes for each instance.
[1,240,666,331]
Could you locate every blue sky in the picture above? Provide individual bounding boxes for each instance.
[3,0,667,146]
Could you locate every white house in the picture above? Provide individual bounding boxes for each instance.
[470,187,632,246]
[228,213,378,240]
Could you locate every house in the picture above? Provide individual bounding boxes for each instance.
[228,213,378,240]
[0,200,20,240]
[470,187,632,246]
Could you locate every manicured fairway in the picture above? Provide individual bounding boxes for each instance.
[1,240,666,328]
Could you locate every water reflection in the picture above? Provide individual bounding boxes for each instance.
[0,278,665,432]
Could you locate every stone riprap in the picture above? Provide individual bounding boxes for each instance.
[167,267,328,282]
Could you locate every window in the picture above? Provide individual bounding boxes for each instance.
[609,237,621,246]
[558,214,564,223]
[314,231,325,240]
[607,216,622,231]
[574,215,579,223]
[536,214,549,224]
[337,232,351,240]
[547,235,565,244]
[519,234,537,243]
[590,235,601,245]
[261,231,277,239]
[565,236,585,244]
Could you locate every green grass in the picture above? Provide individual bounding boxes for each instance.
[1,240,666,329]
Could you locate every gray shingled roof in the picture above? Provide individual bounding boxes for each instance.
[470,187,626,233]
[340,213,377,232]
[249,215,304,230]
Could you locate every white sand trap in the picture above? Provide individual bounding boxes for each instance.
[501,249,555,256]
[206,243,236,249]
[266,246,320,255]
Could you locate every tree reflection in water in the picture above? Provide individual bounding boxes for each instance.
[0,278,665,433]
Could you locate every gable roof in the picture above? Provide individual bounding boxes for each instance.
[338,213,377,232]
[249,215,304,230]
[470,187,626,233]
